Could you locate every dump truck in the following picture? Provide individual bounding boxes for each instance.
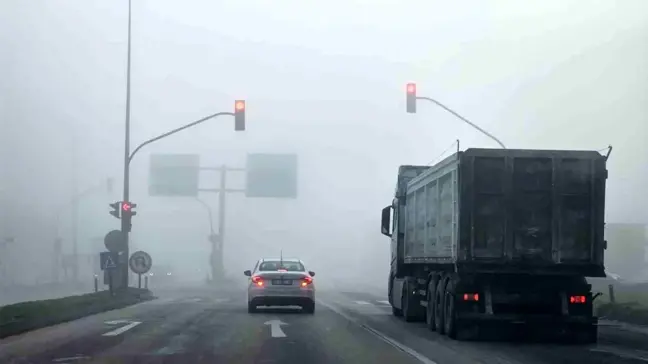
[380,148,608,343]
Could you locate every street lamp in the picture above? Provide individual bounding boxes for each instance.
[405,82,506,149]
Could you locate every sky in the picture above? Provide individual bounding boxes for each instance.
[1,0,647,286]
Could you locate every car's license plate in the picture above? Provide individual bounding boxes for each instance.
[272,279,292,285]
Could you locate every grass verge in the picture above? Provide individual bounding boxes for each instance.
[596,301,648,326]
[592,282,648,326]
[0,287,154,339]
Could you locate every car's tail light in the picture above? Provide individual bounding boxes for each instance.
[570,295,587,304]
[462,293,479,302]
[251,275,264,286]
[301,276,313,287]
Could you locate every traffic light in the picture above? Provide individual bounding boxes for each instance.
[234,100,246,131]
[406,83,417,113]
[109,202,121,219]
[121,201,137,233]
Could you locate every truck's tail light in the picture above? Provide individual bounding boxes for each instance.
[252,275,264,286]
[463,293,479,302]
[301,276,313,287]
[570,295,586,304]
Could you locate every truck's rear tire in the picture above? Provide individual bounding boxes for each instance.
[434,278,446,334]
[565,325,598,345]
[425,280,437,331]
[443,280,458,339]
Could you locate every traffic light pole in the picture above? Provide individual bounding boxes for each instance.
[117,0,243,289]
[416,96,506,149]
[119,111,238,288]
[120,0,134,290]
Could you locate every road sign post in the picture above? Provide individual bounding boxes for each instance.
[129,251,152,290]
[100,251,119,294]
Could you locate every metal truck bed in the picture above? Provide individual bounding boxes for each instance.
[402,148,608,277]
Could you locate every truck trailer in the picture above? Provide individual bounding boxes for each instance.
[380,148,608,343]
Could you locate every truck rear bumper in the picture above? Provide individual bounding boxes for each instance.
[457,313,597,326]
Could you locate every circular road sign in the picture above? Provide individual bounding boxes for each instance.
[104,230,126,253]
[129,251,152,274]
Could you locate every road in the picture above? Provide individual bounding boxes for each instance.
[1,284,648,364]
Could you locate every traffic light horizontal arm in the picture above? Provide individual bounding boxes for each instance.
[416,96,506,149]
[128,111,235,166]
[198,188,246,193]
[199,166,246,172]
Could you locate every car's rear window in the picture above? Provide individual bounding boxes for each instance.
[258,261,305,272]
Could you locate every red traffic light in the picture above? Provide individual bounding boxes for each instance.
[406,83,417,113]
[234,100,246,131]
[235,100,245,111]
[406,83,416,94]
[122,202,131,211]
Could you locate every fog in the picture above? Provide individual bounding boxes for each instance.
[1,1,647,297]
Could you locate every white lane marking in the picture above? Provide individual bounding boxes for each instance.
[320,301,438,364]
[52,356,89,362]
[104,320,130,325]
[102,321,141,336]
[264,319,288,338]
[355,300,371,305]
[377,300,391,305]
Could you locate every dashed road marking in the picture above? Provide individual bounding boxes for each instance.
[321,300,438,364]
[377,300,391,305]
[102,321,141,336]
[52,356,89,362]
[354,300,371,305]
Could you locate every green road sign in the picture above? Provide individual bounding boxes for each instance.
[246,153,298,198]
[149,154,200,197]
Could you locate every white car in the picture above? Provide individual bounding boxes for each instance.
[244,258,316,314]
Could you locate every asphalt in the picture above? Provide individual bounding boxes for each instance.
[1,284,648,364]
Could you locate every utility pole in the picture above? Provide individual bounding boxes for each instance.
[53,238,62,283]
[217,164,226,279]
[198,165,246,283]
[71,131,80,283]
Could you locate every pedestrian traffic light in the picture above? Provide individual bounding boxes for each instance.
[109,202,121,219]
[406,83,417,113]
[234,100,245,131]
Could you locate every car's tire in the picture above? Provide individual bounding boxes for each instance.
[248,302,257,313]
[303,301,315,314]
